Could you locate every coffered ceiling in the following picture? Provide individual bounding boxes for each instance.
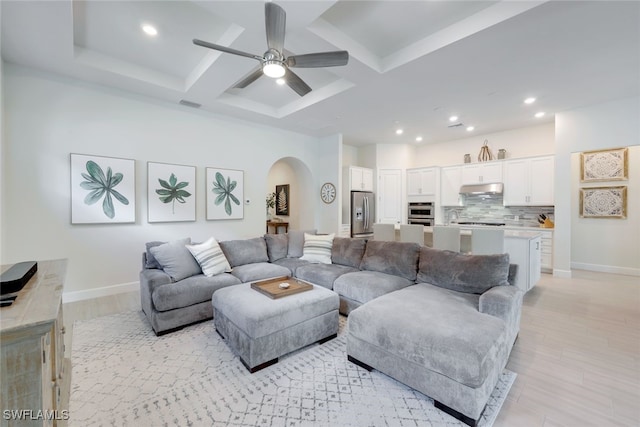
[1,1,639,146]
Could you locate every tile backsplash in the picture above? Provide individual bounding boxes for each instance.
[443,195,554,227]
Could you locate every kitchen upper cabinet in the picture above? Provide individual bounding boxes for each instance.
[440,166,462,206]
[461,161,503,184]
[407,167,438,196]
[349,167,374,191]
[503,156,554,206]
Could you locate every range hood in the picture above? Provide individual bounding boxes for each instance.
[459,183,504,196]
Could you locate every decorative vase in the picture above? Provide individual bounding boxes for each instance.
[478,139,493,162]
[464,154,471,163]
[498,149,506,159]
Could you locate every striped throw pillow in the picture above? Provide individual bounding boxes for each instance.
[186,237,231,277]
[300,233,335,264]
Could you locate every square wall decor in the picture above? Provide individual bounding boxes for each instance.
[147,162,196,223]
[579,186,627,218]
[206,168,244,220]
[71,153,135,224]
[580,147,628,182]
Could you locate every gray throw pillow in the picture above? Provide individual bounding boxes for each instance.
[145,241,165,269]
[286,229,317,258]
[149,238,202,281]
[264,234,288,262]
[417,246,510,294]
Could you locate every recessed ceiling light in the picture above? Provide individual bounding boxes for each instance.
[142,24,158,36]
[416,136,423,142]
[466,126,475,132]
[276,78,286,85]
[535,111,546,118]
[395,129,404,135]
[524,97,536,104]
[449,115,458,122]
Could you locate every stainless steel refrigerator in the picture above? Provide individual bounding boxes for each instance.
[351,191,375,238]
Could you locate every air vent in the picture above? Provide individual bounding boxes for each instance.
[179,100,201,108]
[448,122,464,128]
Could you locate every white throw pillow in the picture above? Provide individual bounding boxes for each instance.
[186,237,231,277]
[300,233,335,264]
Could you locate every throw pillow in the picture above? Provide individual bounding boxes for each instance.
[300,233,335,264]
[144,241,165,269]
[416,246,510,294]
[186,237,231,277]
[149,238,202,281]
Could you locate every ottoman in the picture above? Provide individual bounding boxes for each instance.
[212,282,339,372]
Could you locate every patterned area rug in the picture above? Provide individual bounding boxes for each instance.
[70,311,515,427]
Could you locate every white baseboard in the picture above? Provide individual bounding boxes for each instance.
[552,268,572,278]
[62,281,139,304]
[571,262,640,277]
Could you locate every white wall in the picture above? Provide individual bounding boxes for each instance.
[1,64,341,297]
[556,97,640,276]
[413,123,555,167]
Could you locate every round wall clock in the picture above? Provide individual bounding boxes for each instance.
[320,182,337,204]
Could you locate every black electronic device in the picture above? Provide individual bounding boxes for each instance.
[1,261,37,295]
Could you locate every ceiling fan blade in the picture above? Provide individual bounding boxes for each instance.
[286,51,349,68]
[193,39,262,61]
[284,69,312,97]
[265,2,286,53]
[233,67,264,89]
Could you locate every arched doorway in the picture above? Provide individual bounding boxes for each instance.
[266,157,314,231]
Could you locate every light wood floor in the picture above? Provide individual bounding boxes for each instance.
[63,270,640,426]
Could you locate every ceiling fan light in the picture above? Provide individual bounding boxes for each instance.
[263,61,286,78]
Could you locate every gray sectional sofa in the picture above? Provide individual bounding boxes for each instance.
[139,231,522,426]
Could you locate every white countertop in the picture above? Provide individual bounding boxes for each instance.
[394,224,547,239]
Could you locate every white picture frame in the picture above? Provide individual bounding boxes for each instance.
[206,167,244,220]
[147,162,196,223]
[71,154,136,224]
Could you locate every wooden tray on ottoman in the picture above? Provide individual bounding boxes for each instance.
[251,276,313,299]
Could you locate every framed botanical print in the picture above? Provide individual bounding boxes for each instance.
[206,167,244,220]
[71,154,136,224]
[580,147,628,182]
[579,186,627,218]
[147,162,196,223]
[275,184,290,216]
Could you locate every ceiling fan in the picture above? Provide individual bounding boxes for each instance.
[193,2,349,97]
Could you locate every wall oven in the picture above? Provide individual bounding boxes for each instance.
[408,202,434,226]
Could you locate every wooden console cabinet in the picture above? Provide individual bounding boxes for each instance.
[1,260,69,426]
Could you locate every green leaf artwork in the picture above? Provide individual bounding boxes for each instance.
[211,172,240,216]
[80,160,129,219]
[156,173,191,214]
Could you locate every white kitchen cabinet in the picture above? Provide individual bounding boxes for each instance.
[407,167,438,196]
[504,233,542,292]
[461,161,503,184]
[378,169,403,224]
[503,156,554,206]
[348,166,374,191]
[539,230,553,272]
[440,166,462,206]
